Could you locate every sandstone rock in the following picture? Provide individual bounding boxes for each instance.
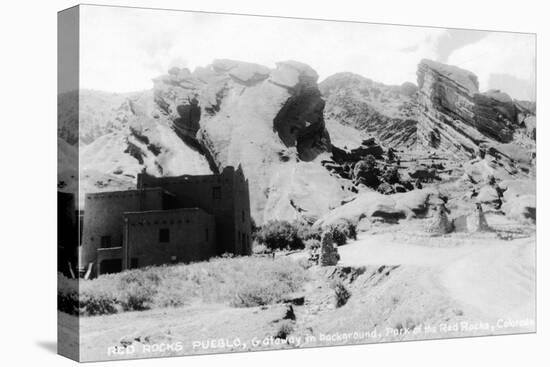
[426,204,453,234]
[212,59,270,84]
[319,232,340,266]
[467,203,491,232]
[152,59,340,224]
[416,59,518,159]
[477,184,502,209]
[320,72,418,149]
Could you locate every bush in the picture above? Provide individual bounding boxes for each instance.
[58,256,308,316]
[80,291,119,316]
[325,219,357,246]
[332,280,351,307]
[231,282,282,307]
[275,320,295,339]
[296,222,322,241]
[117,270,161,311]
[255,220,303,251]
[383,166,401,184]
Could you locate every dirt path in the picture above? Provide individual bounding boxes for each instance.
[337,230,535,322]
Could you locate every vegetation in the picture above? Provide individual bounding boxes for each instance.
[331,280,352,308]
[325,218,358,246]
[58,256,308,316]
[254,220,303,251]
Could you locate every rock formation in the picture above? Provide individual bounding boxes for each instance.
[416,59,520,158]
[320,73,418,149]
[467,203,491,232]
[426,204,453,234]
[319,232,340,266]
[59,57,535,227]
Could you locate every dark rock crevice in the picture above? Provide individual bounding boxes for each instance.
[273,86,331,162]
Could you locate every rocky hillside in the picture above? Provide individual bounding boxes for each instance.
[59,58,535,224]
[320,73,419,149]
[322,60,535,162]
[59,60,353,223]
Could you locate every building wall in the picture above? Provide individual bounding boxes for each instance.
[80,188,165,275]
[137,166,252,256]
[96,247,123,275]
[123,209,216,268]
[231,167,252,255]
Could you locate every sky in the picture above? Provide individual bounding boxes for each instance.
[79,5,536,100]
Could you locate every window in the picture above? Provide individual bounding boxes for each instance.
[100,235,112,248]
[242,210,245,223]
[159,228,170,243]
[212,186,221,199]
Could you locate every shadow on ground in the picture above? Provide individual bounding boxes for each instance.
[36,341,57,354]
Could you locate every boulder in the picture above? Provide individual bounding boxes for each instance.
[426,204,453,234]
[477,184,502,209]
[319,232,340,266]
[315,189,437,228]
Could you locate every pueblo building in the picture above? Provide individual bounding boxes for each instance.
[80,166,251,277]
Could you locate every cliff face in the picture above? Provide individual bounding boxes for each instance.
[151,60,345,223]
[416,59,518,157]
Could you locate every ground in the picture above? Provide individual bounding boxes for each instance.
[64,212,535,362]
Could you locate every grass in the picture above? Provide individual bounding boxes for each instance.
[58,256,308,316]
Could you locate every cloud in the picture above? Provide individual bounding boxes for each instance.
[446,32,535,100]
[79,5,535,100]
[433,29,488,62]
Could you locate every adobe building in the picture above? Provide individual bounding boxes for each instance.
[80,166,251,277]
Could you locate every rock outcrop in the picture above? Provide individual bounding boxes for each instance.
[416,59,518,157]
[319,232,340,266]
[426,204,453,234]
[320,73,418,149]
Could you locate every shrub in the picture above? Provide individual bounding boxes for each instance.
[332,280,351,308]
[383,166,401,184]
[252,242,270,255]
[275,320,295,339]
[117,270,160,311]
[58,256,308,316]
[80,291,119,316]
[231,282,279,307]
[255,220,303,251]
[325,219,357,246]
[296,222,322,241]
[304,238,321,251]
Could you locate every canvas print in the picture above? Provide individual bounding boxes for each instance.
[58,4,536,362]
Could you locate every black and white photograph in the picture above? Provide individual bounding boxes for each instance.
[55,4,539,362]
[4,1,549,366]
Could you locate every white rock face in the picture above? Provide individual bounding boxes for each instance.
[153,59,338,223]
[59,89,213,207]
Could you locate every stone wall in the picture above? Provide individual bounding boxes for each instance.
[123,208,216,268]
[80,188,165,275]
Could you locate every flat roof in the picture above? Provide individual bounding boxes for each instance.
[123,207,210,216]
[85,187,167,198]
